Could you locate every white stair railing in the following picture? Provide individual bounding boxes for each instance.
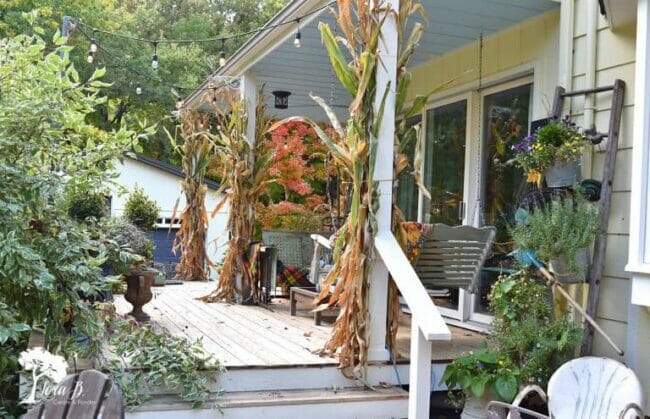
[374,231,452,419]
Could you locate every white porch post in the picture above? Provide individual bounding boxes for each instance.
[237,71,258,300]
[368,0,399,362]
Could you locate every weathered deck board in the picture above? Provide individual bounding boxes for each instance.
[114,281,485,368]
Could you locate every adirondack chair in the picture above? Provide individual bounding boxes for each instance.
[24,369,124,419]
[486,357,645,419]
[413,224,496,294]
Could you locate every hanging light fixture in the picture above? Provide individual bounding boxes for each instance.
[151,42,158,69]
[294,19,301,48]
[89,29,98,52]
[272,90,291,109]
[135,82,142,95]
[219,39,226,67]
[86,50,94,64]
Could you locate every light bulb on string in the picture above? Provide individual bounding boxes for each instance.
[211,88,218,106]
[294,19,301,48]
[135,83,142,95]
[90,29,98,52]
[219,39,226,67]
[86,51,94,64]
[151,42,158,69]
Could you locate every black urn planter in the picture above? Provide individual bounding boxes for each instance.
[124,267,158,321]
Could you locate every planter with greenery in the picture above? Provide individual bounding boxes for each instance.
[510,195,599,283]
[512,118,587,187]
[102,218,157,320]
[442,271,581,418]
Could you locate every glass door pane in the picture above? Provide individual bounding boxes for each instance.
[423,100,467,313]
[396,115,422,222]
[473,83,531,317]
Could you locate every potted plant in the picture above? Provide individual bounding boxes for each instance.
[511,195,599,283]
[442,271,581,418]
[102,218,157,321]
[512,118,587,187]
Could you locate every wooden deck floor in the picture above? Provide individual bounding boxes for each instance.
[114,281,485,368]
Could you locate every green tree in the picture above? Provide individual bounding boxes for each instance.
[0,0,289,163]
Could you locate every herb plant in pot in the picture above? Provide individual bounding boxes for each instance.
[102,218,157,321]
[511,195,599,283]
[512,118,587,187]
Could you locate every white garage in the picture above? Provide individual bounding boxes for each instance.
[110,153,228,274]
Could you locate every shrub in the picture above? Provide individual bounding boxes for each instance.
[101,218,154,275]
[68,192,108,222]
[123,186,160,231]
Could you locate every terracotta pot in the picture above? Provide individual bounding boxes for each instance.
[124,267,158,321]
[544,160,581,187]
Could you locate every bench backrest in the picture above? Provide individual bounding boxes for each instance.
[24,369,124,419]
[413,224,496,294]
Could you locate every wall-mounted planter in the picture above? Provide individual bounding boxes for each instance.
[544,160,581,188]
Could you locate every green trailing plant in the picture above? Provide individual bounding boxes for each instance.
[67,192,109,222]
[124,186,160,231]
[442,271,581,405]
[510,194,599,274]
[202,88,275,303]
[169,111,215,281]
[101,319,224,409]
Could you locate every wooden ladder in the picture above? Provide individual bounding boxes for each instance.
[549,79,625,356]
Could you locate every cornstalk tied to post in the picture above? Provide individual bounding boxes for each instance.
[274,0,436,378]
[170,112,215,281]
[201,87,274,303]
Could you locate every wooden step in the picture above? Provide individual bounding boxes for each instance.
[127,386,408,419]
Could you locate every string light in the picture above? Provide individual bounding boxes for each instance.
[135,82,142,95]
[86,50,94,64]
[89,29,98,52]
[219,39,226,67]
[151,42,158,70]
[211,88,218,105]
[294,19,301,48]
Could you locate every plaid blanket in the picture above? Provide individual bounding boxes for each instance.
[276,260,312,288]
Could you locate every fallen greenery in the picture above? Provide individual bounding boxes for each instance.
[101,318,224,409]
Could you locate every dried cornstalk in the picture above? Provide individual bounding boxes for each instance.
[171,112,215,281]
[273,0,439,377]
[201,87,274,303]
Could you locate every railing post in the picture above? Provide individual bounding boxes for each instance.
[409,325,432,419]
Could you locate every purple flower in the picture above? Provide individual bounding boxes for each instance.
[512,135,535,154]
[476,361,484,369]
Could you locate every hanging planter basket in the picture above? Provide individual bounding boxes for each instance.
[549,248,589,284]
[544,159,581,187]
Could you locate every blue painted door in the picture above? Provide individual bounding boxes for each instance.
[152,228,181,264]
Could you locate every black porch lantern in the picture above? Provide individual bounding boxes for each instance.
[272,90,291,109]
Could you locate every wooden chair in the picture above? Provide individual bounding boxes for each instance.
[486,357,645,419]
[24,369,124,419]
[413,224,496,294]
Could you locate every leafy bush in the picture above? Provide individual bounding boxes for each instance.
[511,194,599,274]
[68,192,108,222]
[0,14,144,415]
[123,186,160,231]
[257,201,325,232]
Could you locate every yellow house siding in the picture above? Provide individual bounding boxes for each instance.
[571,3,650,411]
[408,10,560,122]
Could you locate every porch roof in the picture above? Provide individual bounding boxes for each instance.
[185,0,559,120]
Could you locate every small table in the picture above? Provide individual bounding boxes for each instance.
[289,287,337,325]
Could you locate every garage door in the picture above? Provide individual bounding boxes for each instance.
[152,228,181,264]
